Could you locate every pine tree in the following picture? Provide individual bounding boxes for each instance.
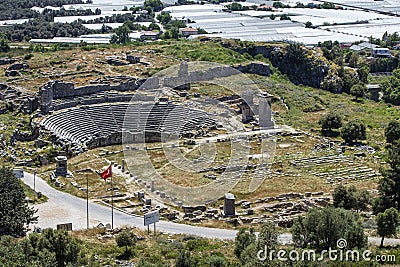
[0,167,37,237]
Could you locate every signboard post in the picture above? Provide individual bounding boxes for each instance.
[144,210,159,236]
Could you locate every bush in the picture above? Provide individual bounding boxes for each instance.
[341,120,366,144]
[291,208,367,250]
[23,53,33,60]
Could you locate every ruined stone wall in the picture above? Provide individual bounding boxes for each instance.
[163,62,270,89]
[234,62,271,76]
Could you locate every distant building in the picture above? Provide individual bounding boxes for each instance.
[349,42,379,52]
[257,4,274,11]
[340,43,352,49]
[367,84,380,101]
[371,48,391,58]
[179,27,198,37]
[140,31,159,41]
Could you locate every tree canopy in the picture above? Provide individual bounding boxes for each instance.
[332,185,370,212]
[385,120,400,144]
[0,167,37,237]
[115,230,137,257]
[291,207,367,250]
[0,228,80,266]
[377,207,399,248]
[374,140,400,213]
[341,120,366,144]
[350,83,367,100]
[319,111,342,134]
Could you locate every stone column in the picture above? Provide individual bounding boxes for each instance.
[258,92,274,128]
[224,193,235,217]
[55,156,68,177]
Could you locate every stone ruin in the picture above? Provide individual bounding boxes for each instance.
[54,156,68,177]
[0,83,39,114]
[163,61,271,90]
[223,193,236,217]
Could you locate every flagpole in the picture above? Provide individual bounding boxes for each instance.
[111,164,114,230]
[86,174,89,229]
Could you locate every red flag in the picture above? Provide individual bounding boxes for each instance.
[100,165,112,180]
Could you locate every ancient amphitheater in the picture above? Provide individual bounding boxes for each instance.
[37,61,273,153]
[41,102,217,148]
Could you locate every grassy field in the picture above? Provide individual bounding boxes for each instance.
[21,180,48,204]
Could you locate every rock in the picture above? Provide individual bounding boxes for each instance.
[5,70,20,77]
[8,62,28,71]
[126,55,140,64]
[164,212,177,220]
[106,57,128,66]
[182,205,207,214]
[241,201,251,209]
[0,57,16,65]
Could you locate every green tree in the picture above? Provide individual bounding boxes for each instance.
[170,27,180,39]
[329,45,343,66]
[256,222,278,266]
[305,21,312,28]
[291,208,367,250]
[206,255,227,267]
[350,83,367,100]
[374,141,400,212]
[116,230,137,256]
[357,65,369,84]
[333,185,356,210]
[372,196,395,215]
[0,229,79,267]
[354,189,371,212]
[114,25,131,44]
[257,221,278,252]
[273,1,284,8]
[123,20,141,31]
[333,185,370,212]
[0,167,37,237]
[377,207,399,248]
[156,11,171,25]
[148,22,160,31]
[385,120,400,144]
[227,3,248,11]
[0,34,10,52]
[381,68,400,105]
[340,67,359,94]
[347,51,359,68]
[234,228,256,262]
[110,34,118,44]
[144,0,163,12]
[36,229,80,267]
[341,120,366,144]
[319,112,342,134]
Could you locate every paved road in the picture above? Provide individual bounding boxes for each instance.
[23,172,238,239]
[22,172,400,246]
